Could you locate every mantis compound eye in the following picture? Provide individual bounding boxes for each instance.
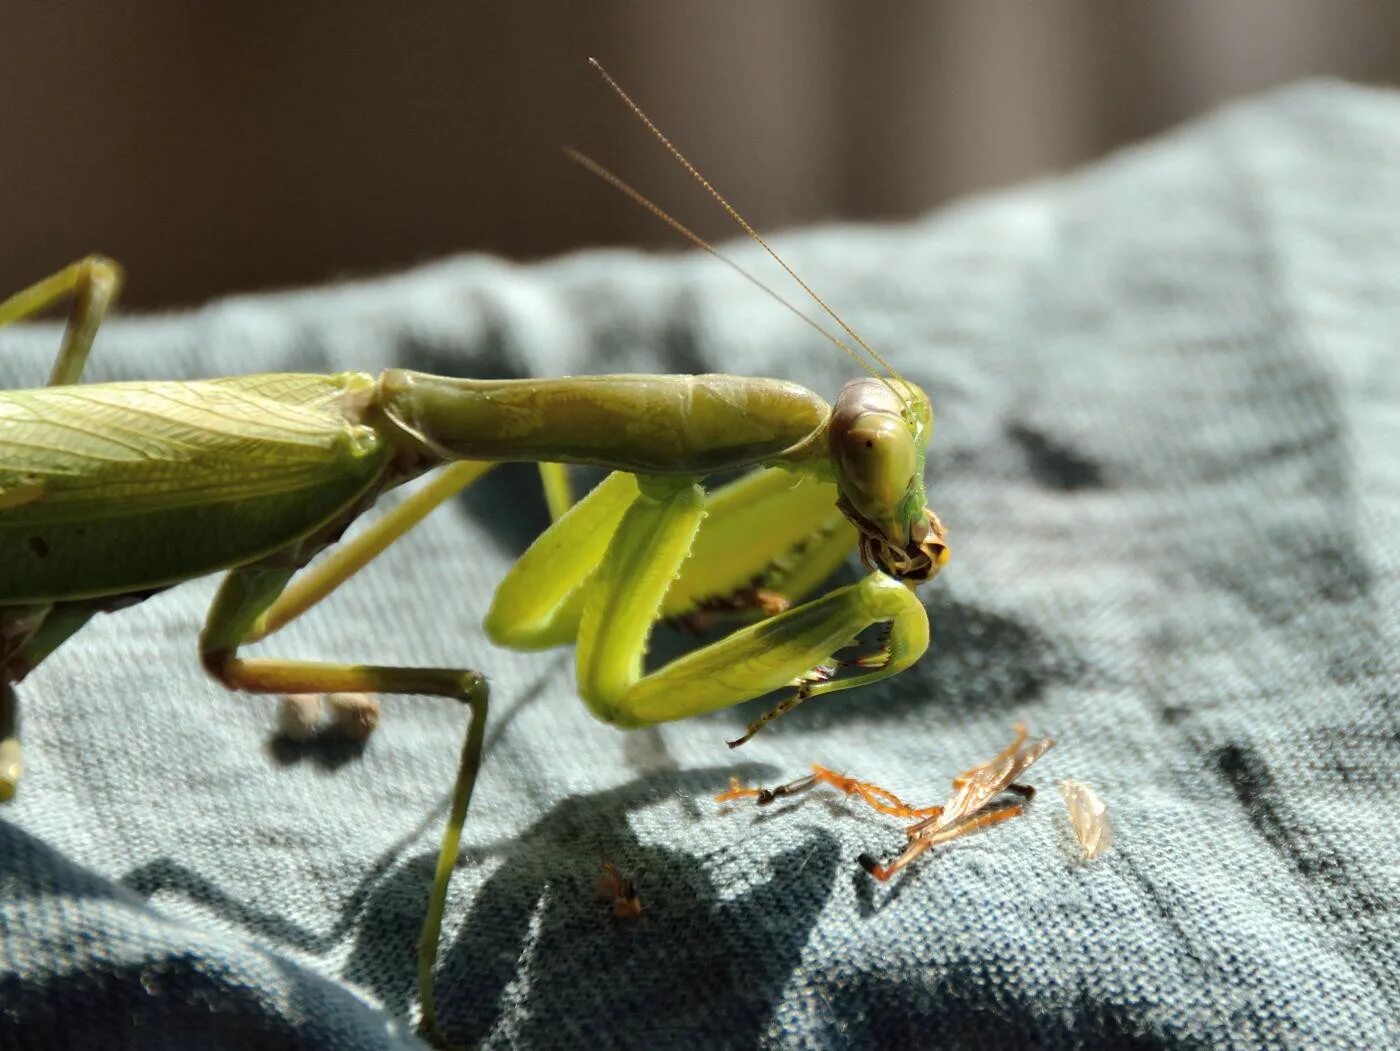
[836,413,917,517]
[830,378,948,585]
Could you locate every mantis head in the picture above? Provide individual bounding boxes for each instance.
[830,378,949,585]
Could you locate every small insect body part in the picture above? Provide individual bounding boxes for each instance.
[713,775,762,804]
[1060,779,1113,861]
[672,585,791,635]
[0,682,19,802]
[325,691,382,742]
[276,694,324,743]
[0,744,18,802]
[925,724,1054,833]
[276,692,382,744]
[597,860,643,920]
[808,765,941,820]
[3,62,951,1050]
[712,770,820,806]
[859,803,1026,882]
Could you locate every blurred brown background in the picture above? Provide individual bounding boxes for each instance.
[4,1,1398,309]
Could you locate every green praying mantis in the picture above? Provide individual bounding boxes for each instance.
[0,62,949,1047]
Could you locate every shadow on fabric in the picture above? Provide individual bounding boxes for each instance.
[117,764,844,1046]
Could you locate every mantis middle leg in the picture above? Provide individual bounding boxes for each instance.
[200,552,490,1049]
[190,448,580,1048]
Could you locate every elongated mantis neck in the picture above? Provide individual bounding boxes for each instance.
[372,369,834,478]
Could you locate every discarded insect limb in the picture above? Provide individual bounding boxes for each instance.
[714,731,1051,883]
[715,764,940,821]
[859,724,1055,882]
[921,723,1054,834]
[597,860,644,920]
[1060,779,1113,861]
[720,730,1103,882]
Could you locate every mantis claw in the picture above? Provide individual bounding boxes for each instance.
[726,681,814,748]
[725,623,896,748]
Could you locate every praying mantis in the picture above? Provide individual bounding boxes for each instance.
[0,62,949,1047]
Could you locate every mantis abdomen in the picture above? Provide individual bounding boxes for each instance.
[0,372,391,603]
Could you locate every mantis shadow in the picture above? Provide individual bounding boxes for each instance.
[264,734,369,771]
[342,764,841,1048]
[119,661,567,955]
[821,959,1166,1050]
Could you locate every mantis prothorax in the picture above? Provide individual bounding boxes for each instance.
[0,62,949,1047]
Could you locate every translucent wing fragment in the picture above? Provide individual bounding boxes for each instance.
[1060,779,1113,861]
[913,723,1055,835]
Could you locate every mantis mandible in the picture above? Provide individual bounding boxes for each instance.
[0,61,949,1047]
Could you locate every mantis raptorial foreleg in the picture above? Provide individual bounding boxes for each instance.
[663,466,856,621]
[486,467,857,650]
[489,465,929,733]
[0,255,123,386]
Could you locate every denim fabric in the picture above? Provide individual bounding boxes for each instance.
[1,81,1397,1049]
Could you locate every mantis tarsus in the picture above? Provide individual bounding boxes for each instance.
[0,61,949,1047]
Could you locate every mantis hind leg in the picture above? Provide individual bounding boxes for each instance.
[200,564,487,1049]
[0,255,123,386]
[0,602,101,800]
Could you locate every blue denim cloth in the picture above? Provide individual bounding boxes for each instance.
[2,81,1397,1049]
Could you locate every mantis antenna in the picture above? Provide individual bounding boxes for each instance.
[585,57,913,409]
[564,148,881,384]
